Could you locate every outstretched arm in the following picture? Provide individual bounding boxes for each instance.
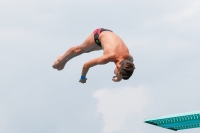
[79,55,110,83]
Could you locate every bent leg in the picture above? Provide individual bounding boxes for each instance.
[85,45,102,53]
[56,46,102,70]
[53,32,100,70]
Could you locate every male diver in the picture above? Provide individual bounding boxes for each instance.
[52,28,135,84]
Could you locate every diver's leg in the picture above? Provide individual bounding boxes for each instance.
[85,45,102,53]
[56,46,102,70]
[52,32,98,70]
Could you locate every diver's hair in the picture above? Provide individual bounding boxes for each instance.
[119,60,135,80]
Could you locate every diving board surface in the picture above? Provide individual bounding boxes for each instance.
[144,110,200,131]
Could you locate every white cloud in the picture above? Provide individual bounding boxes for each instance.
[93,86,148,133]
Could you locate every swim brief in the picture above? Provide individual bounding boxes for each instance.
[93,28,113,47]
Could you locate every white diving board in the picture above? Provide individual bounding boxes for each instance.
[144,110,200,131]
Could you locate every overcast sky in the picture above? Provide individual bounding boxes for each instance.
[0,0,200,133]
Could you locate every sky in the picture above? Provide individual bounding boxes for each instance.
[0,0,200,133]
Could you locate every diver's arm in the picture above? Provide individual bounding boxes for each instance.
[79,55,110,83]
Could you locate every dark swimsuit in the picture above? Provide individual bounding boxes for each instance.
[93,28,113,47]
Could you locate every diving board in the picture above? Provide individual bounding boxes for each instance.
[144,110,200,131]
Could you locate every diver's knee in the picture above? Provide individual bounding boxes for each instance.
[72,46,84,54]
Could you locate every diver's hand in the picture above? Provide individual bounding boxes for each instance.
[79,78,87,84]
[112,76,122,82]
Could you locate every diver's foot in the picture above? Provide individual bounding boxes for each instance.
[57,60,68,70]
[52,55,65,69]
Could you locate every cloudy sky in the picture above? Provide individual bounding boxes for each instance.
[0,0,200,133]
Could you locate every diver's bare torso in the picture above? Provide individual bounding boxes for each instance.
[98,31,132,63]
